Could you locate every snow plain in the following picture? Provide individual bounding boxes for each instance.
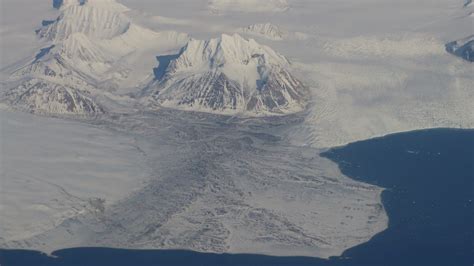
[208,0,290,13]
[0,106,150,242]
[0,0,473,259]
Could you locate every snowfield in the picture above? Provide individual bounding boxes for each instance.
[0,0,473,259]
[208,0,290,13]
[0,108,150,242]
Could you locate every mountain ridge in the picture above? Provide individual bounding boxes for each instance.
[145,34,307,116]
[3,0,189,115]
[4,1,306,117]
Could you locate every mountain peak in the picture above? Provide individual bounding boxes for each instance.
[146,34,306,116]
[53,0,129,12]
[41,1,131,41]
[171,33,288,73]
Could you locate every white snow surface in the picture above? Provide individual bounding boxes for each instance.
[38,4,131,41]
[160,33,289,87]
[208,0,290,13]
[237,23,309,41]
[239,23,287,41]
[0,0,191,117]
[175,34,288,69]
[0,108,149,242]
[0,0,473,259]
[145,33,307,116]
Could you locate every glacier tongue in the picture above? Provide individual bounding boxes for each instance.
[146,34,307,116]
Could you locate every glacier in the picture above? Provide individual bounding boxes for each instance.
[0,0,473,259]
[0,107,387,258]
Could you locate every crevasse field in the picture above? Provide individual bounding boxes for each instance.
[0,0,472,259]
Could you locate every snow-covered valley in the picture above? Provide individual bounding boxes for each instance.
[0,0,473,259]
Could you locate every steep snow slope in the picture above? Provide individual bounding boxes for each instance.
[11,32,113,82]
[2,79,103,115]
[145,34,307,115]
[3,0,189,115]
[38,4,131,41]
[208,0,289,13]
[3,2,123,115]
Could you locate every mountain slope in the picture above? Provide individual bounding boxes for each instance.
[446,35,474,62]
[3,79,103,115]
[3,0,189,115]
[145,34,307,115]
[38,3,131,41]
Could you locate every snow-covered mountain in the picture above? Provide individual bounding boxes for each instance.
[144,34,307,115]
[3,0,305,117]
[3,79,103,115]
[3,0,189,115]
[2,0,474,260]
[39,3,130,41]
[445,35,474,62]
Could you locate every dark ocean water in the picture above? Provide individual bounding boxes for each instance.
[1,128,472,266]
[323,128,474,266]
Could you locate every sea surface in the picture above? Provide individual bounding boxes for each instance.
[1,128,472,266]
